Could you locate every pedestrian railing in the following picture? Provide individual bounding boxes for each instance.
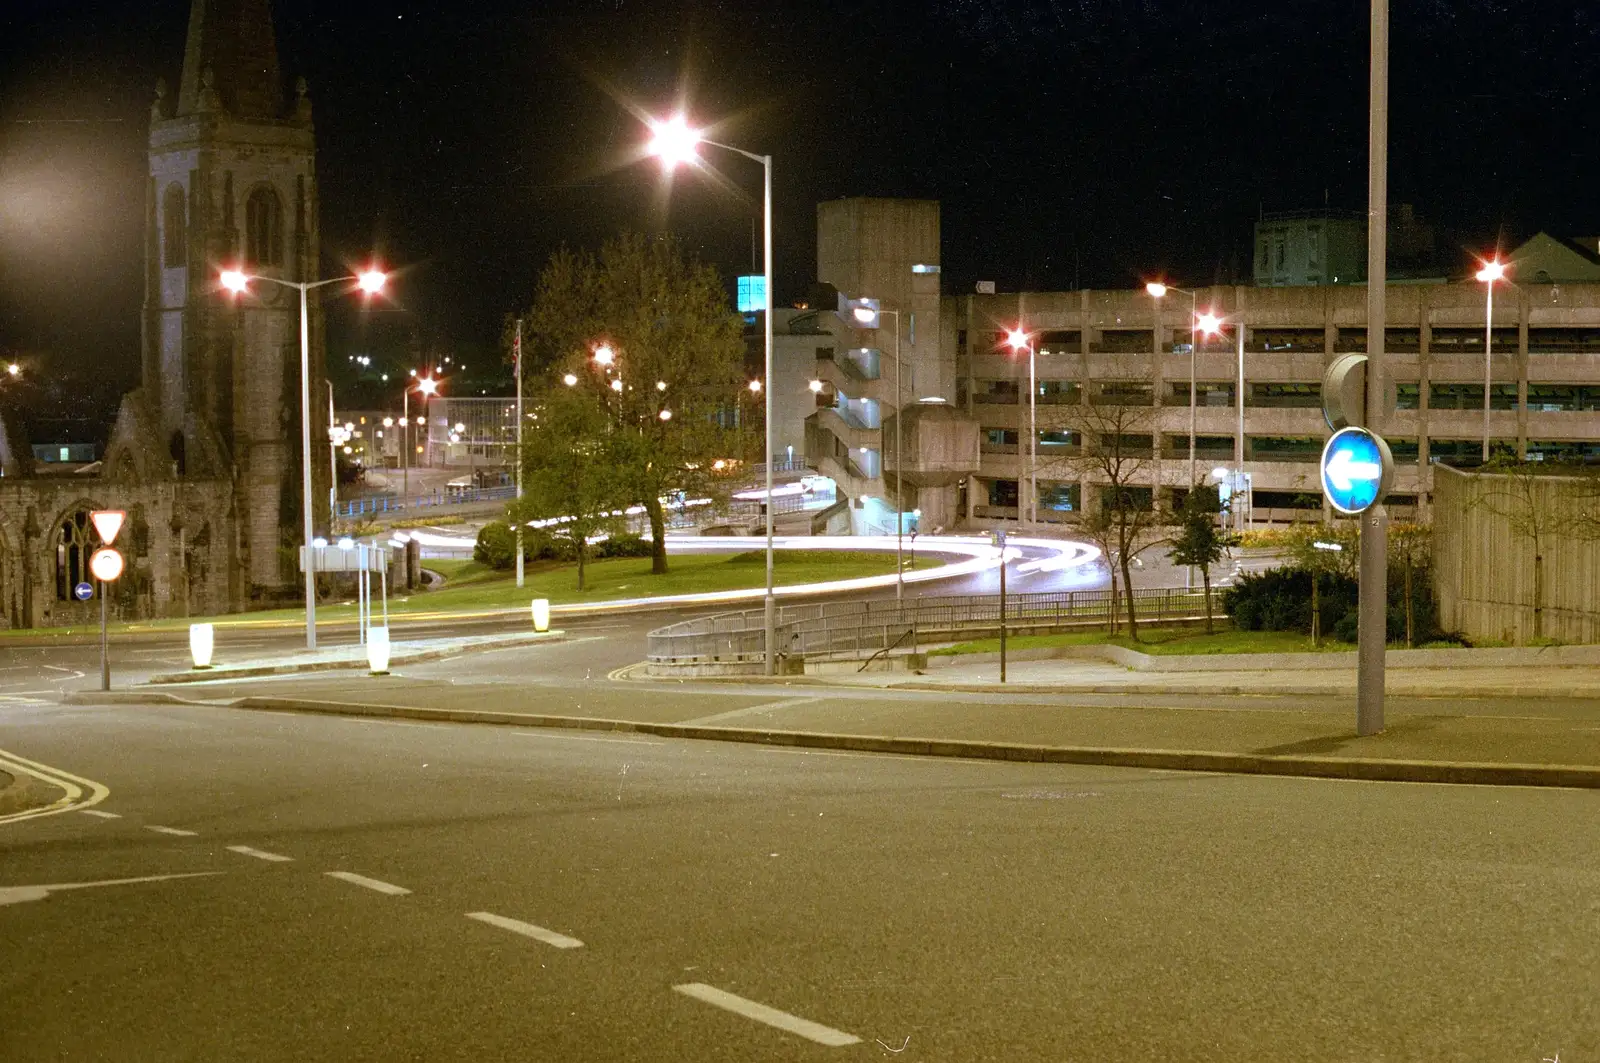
[646,587,1223,665]
[337,484,517,518]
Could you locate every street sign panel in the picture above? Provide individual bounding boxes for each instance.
[73,582,93,602]
[90,510,126,546]
[1320,427,1394,515]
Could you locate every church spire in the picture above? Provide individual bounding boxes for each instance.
[175,0,284,120]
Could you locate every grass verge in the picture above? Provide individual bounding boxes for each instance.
[932,626,1359,657]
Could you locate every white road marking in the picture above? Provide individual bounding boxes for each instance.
[682,696,820,726]
[226,845,293,863]
[465,911,584,949]
[145,825,198,837]
[0,871,223,907]
[0,747,111,825]
[80,809,121,819]
[325,871,410,895]
[672,983,861,1047]
[511,731,663,747]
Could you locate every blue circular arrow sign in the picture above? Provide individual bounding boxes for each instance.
[1320,427,1394,515]
[73,581,94,602]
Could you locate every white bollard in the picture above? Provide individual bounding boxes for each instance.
[367,626,391,675]
[189,622,214,670]
[531,598,551,633]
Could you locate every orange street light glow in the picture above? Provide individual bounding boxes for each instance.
[1196,312,1223,336]
[220,269,249,293]
[1004,327,1030,351]
[357,269,386,294]
[1475,260,1506,283]
[647,114,701,168]
[1145,282,1169,298]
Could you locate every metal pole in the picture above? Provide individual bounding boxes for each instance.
[999,544,1007,683]
[1236,322,1247,531]
[515,319,525,588]
[762,153,776,676]
[99,580,109,691]
[327,381,338,528]
[380,556,389,629]
[403,387,409,500]
[894,310,903,600]
[1358,0,1390,736]
[1188,290,1197,486]
[299,282,317,650]
[1481,281,1493,463]
[1029,344,1037,526]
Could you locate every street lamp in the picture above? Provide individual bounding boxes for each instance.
[593,343,616,367]
[403,374,439,498]
[1003,326,1034,528]
[1475,258,1507,463]
[1146,281,1206,487]
[220,264,387,650]
[645,110,778,674]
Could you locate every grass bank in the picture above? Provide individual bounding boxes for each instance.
[932,626,1359,657]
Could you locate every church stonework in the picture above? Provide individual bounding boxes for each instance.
[0,0,328,628]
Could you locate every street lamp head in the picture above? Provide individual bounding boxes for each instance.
[1004,326,1030,352]
[647,114,702,168]
[382,417,394,427]
[656,380,667,392]
[1475,259,1506,283]
[592,343,616,367]
[1145,282,1169,298]
[1196,312,1223,336]
[415,376,439,397]
[659,408,673,421]
[1211,466,1230,480]
[808,379,823,393]
[610,378,624,393]
[219,269,250,294]
[748,378,762,393]
[852,306,877,324]
[563,373,578,387]
[5,363,18,378]
[357,269,386,294]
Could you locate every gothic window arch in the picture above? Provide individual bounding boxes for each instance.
[245,185,283,268]
[162,183,187,269]
[54,509,101,601]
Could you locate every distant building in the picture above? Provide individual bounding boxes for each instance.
[30,443,97,465]
[1505,233,1600,284]
[1254,210,1365,287]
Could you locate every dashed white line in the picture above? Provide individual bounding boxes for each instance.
[325,871,410,896]
[226,845,293,863]
[672,983,861,1047]
[80,809,121,819]
[681,696,820,726]
[465,911,584,949]
[145,825,198,837]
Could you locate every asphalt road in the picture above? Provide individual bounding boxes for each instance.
[1,695,1595,1061]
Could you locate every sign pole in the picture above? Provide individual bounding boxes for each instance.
[100,580,109,692]
[1359,0,1390,736]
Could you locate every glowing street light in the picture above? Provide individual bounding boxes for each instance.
[658,409,673,421]
[593,344,615,367]
[1003,326,1036,528]
[808,379,823,393]
[748,379,762,394]
[220,262,390,650]
[610,379,624,393]
[642,109,778,676]
[1475,257,1508,461]
[563,373,578,387]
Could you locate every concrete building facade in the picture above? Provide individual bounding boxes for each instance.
[802,197,1600,536]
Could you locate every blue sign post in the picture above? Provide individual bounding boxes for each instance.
[1320,427,1394,515]
[72,582,93,602]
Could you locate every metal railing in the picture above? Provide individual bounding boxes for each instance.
[338,484,516,518]
[647,587,1223,665]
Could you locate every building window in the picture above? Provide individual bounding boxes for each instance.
[1249,382,1322,408]
[245,186,283,267]
[1036,380,1080,404]
[1038,482,1080,512]
[1092,382,1153,406]
[162,183,187,269]
[987,479,1019,507]
[55,510,99,601]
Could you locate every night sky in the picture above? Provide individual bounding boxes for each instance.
[2,0,1597,407]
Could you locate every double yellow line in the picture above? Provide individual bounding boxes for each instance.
[0,747,111,826]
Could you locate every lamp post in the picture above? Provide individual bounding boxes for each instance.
[403,374,439,499]
[221,265,385,650]
[645,113,778,675]
[514,319,525,588]
[1475,259,1506,463]
[1146,282,1203,487]
[1004,326,1035,527]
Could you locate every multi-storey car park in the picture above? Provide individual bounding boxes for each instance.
[794,198,1600,537]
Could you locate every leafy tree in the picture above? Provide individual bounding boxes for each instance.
[1166,483,1237,633]
[520,233,745,573]
[512,379,628,591]
[1388,521,1432,648]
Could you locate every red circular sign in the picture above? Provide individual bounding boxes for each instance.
[89,548,124,582]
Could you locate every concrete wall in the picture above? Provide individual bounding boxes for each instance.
[1433,463,1600,644]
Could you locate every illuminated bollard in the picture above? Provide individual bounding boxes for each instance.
[531,598,551,633]
[189,623,214,670]
[367,627,391,675]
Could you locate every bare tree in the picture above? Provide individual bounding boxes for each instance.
[1040,381,1171,640]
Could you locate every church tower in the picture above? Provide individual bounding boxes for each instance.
[140,0,327,592]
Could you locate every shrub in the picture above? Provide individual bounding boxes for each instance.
[473,521,516,569]
[1223,562,1444,643]
[595,533,652,559]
